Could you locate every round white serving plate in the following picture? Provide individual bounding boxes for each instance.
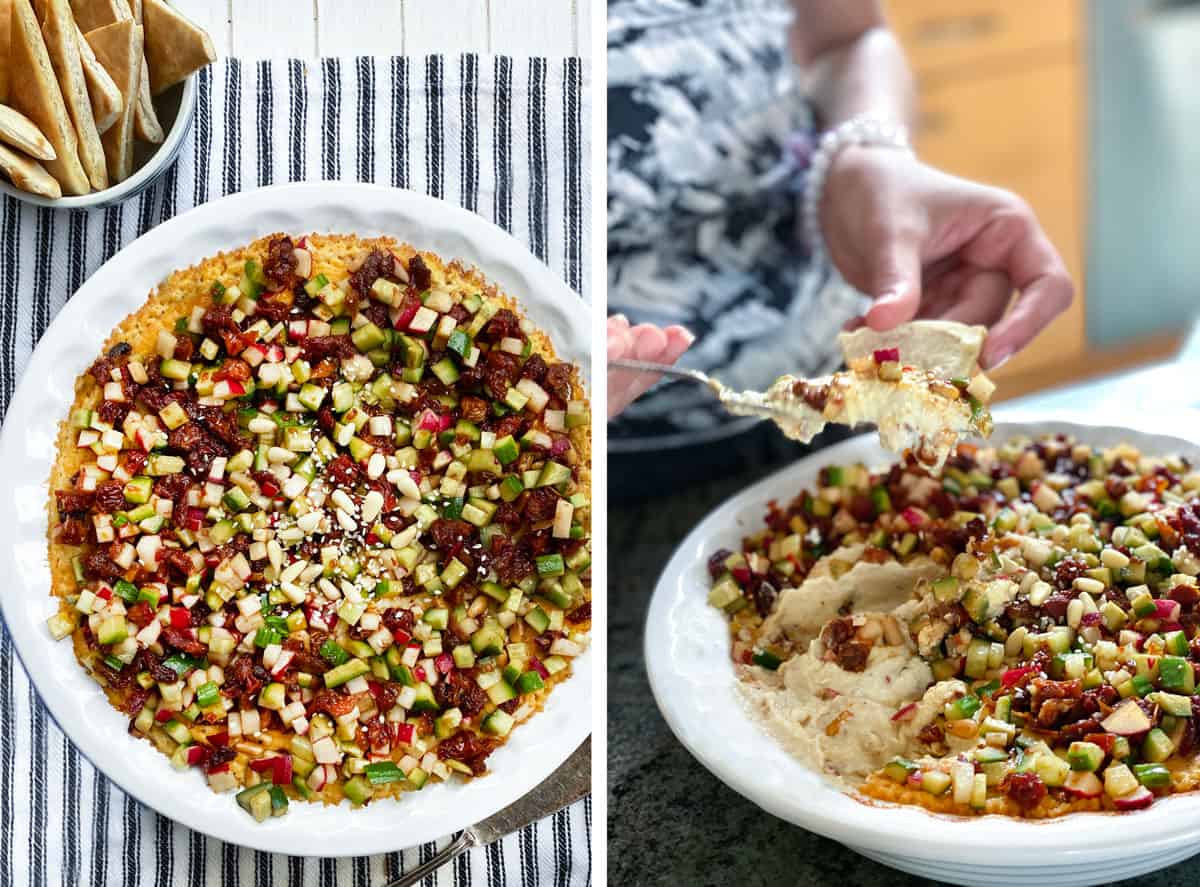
[0,182,591,857]
[646,410,1200,887]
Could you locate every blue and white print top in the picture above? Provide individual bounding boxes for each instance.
[608,0,865,452]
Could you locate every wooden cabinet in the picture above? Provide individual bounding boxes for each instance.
[886,1,1177,397]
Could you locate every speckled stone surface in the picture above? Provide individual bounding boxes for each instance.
[607,438,1200,887]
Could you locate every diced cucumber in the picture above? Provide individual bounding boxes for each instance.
[323,658,369,688]
[471,624,506,657]
[481,709,514,737]
[535,461,572,488]
[410,682,439,713]
[236,783,274,822]
[343,775,374,806]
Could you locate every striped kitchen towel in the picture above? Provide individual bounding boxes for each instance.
[0,55,590,887]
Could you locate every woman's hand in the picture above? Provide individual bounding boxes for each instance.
[819,145,1074,369]
[607,315,694,419]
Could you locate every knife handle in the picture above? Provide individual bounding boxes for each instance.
[380,830,478,887]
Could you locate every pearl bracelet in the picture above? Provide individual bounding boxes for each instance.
[801,114,913,265]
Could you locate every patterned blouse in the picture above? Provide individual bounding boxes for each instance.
[608,0,866,453]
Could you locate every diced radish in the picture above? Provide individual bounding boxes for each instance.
[395,722,415,744]
[416,410,443,432]
[209,731,229,747]
[1113,786,1154,810]
[155,709,177,723]
[288,319,309,340]
[1153,599,1181,622]
[900,507,927,528]
[1064,770,1103,798]
[249,757,275,773]
[435,654,453,674]
[394,302,419,330]
[873,348,900,364]
[185,746,208,766]
[269,649,295,677]
[1101,699,1153,736]
[169,607,191,629]
[1002,665,1037,688]
[273,755,293,785]
[891,702,918,722]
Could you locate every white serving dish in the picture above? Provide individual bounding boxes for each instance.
[0,182,591,856]
[645,410,1200,886]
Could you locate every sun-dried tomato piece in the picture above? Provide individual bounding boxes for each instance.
[543,362,573,402]
[55,489,95,515]
[408,254,432,291]
[437,731,497,775]
[161,627,205,657]
[523,488,559,522]
[262,236,298,290]
[311,689,356,717]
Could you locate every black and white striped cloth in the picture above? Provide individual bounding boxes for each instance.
[0,55,590,887]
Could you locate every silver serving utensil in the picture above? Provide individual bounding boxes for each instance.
[609,356,719,386]
[379,738,591,887]
[610,357,791,421]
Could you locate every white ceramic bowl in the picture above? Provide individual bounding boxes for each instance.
[0,74,197,209]
[0,182,592,856]
[645,410,1200,886]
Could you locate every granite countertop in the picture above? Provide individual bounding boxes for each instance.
[607,400,1200,887]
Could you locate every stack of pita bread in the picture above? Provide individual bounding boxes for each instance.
[0,0,214,199]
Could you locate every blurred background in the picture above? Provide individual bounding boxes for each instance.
[885,0,1200,400]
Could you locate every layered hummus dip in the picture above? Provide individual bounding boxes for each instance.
[46,233,591,821]
[710,434,1200,817]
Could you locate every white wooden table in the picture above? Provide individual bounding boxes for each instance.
[173,0,589,58]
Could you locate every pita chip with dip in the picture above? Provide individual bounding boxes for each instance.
[714,320,996,471]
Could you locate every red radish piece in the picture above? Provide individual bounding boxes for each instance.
[435,654,454,674]
[288,319,309,340]
[731,566,752,585]
[873,348,900,364]
[269,650,294,677]
[1153,599,1182,622]
[1114,786,1154,810]
[1101,699,1153,736]
[900,507,927,528]
[209,731,229,747]
[1084,733,1116,754]
[395,722,415,744]
[891,702,918,722]
[394,303,419,330]
[169,607,191,629]
[185,746,208,766]
[273,755,293,785]
[1063,770,1103,798]
[155,709,178,723]
[248,758,275,773]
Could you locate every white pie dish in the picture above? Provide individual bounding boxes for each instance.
[0,182,592,856]
[645,409,1200,886]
